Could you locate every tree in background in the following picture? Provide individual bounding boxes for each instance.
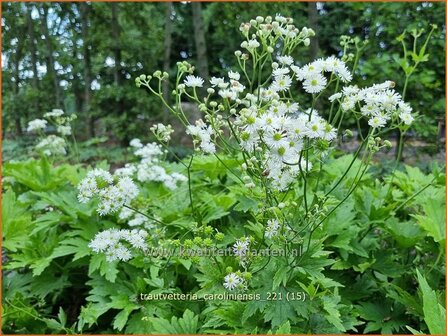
[2,2,444,152]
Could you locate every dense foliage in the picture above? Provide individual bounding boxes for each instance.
[2,2,445,145]
[2,4,446,335]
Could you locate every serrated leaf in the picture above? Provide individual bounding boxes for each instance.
[416,270,446,334]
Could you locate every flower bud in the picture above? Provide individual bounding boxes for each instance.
[235,50,242,57]
[226,266,233,274]
[256,16,264,23]
[304,38,311,47]
[207,88,215,95]
[272,62,279,70]
[153,70,162,78]
[267,46,274,53]
[210,101,218,108]
[139,74,146,81]
[344,129,353,138]
[203,238,213,247]
[384,140,392,149]
[215,232,224,241]
[193,237,203,245]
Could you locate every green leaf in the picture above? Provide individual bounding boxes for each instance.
[416,269,446,334]
[272,266,288,290]
[148,309,199,334]
[2,189,31,252]
[275,321,291,334]
[263,288,297,328]
[57,307,67,326]
[413,197,445,245]
[322,294,346,332]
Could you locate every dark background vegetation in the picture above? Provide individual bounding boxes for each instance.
[2,2,445,159]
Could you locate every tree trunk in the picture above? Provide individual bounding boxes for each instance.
[191,2,209,85]
[79,3,95,137]
[13,47,23,137]
[40,4,61,108]
[26,4,39,91]
[162,2,173,122]
[308,2,320,59]
[111,3,122,86]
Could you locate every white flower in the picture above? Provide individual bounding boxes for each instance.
[27,119,47,133]
[272,67,290,78]
[239,130,259,151]
[57,125,72,136]
[302,73,327,94]
[228,71,241,81]
[44,109,64,118]
[263,130,289,150]
[35,135,66,156]
[130,138,143,148]
[271,75,292,92]
[247,39,260,49]
[219,89,237,100]
[399,112,414,125]
[77,169,139,216]
[223,273,243,291]
[210,77,226,88]
[368,116,387,128]
[277,55,294,66]
[186,119,216,154]
[265,219,280,238]
[184,75,204,88]
[89,229,148,262]
[329,92,342,102]
[151,123,174,142]
[233,237,250,258]
[114,164,137,178]
[322,123,337,141]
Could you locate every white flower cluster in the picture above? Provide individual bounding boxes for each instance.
[115,139,187,190]
[35,135,67,156]
[26,109,76,156]
[118,207,155,228]
[186,119,216,154]
[292,56,352,94]
[89,228,148,262]
[27,119,48,133]
[239,14,315,45]
[44,108,65,118]
[150,123,174,142]
[265,219,280,238]
[235,100,336,191]
[233,237,251,267]
[331,81,414,128]
[77,168,139,216]
[223,272,246,291]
